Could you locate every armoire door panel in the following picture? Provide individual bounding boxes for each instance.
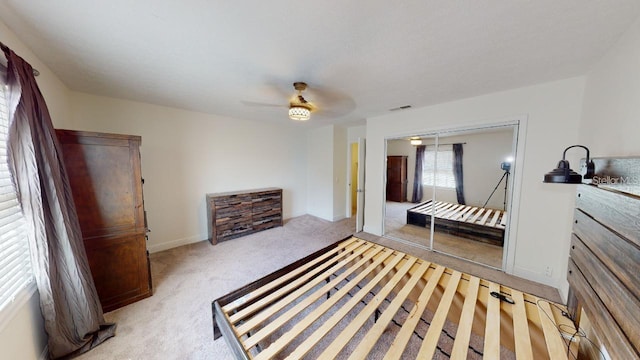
[59,135,144,238]
[84,233,150,311]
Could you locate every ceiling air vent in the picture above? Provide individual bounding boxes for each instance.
[389,105,412,111]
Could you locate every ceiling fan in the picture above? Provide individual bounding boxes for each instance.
[288,82,316,121]
[241,81,354,121]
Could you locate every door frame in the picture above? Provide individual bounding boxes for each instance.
[347,137,366,232]
[381,116,527,272]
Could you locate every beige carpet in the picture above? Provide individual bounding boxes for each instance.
[75,214,560,359]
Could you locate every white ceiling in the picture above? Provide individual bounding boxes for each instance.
[1,1,639,127]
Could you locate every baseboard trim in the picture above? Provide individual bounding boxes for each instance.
[512,266,557,288]
[147,235,205,253]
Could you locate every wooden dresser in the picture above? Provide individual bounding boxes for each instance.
[56,129,152,312]
[386,155,408,202]
[207,188,283,244]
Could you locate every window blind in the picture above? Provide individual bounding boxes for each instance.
[423,146,456,188]
[0,76,33,314]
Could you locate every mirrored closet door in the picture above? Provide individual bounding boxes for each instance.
[383,124,517,269]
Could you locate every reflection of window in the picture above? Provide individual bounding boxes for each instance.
[0,77,34,319]
[422,147,456,188]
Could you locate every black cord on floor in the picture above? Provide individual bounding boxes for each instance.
[535,299,607,360]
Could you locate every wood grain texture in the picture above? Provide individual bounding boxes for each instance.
[576,184,640,248]
[386,156,408,202]
[585,157,640,197]
[57,129,151,312]
[57,130,144,238]
[567,259,639,360]
[568,164,640,359]
[570,235,640,351]
[573,209,640,305]
[207,188,282,244]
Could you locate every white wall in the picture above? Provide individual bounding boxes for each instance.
[580,16,640,157]
[365,77,586,289]
[1,18,73,360]
[347,125,366,143]
[307,124,349,221]
[332,126,347,220]
[69,92,309,252]
[307,125,334,220]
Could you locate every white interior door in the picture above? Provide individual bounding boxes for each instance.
[356,138,365,232]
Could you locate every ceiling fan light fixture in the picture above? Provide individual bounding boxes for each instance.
[288,105,311,121]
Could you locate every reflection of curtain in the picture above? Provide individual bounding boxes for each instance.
[453,143,465,204]
[2,43,115,359]
[411,145,426,203]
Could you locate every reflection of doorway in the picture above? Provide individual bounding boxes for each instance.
[350,138,365,232]
[350,142,358,216]
[383,123,518,270]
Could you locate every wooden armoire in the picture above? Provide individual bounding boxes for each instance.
[386,155,408,202]
[56,129,152,312]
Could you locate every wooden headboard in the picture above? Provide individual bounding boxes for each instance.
[567,157,640,359]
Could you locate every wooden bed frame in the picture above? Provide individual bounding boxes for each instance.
[212,156,640,359]
[406,200,507,246]
[212,236,576,359]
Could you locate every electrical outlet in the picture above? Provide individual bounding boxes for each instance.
[545,266,553,277]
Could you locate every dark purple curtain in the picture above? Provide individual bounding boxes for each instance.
[452,143,465,205]
[411,145,426,203]
[1,43,115,359]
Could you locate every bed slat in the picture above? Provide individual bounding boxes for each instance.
[229,240,369,324]
[416,271,462,359]
[488,210,501,227]
[317,257,420,359]
[537,300,569,360]
[253,247,398,359]
[347,261,432,359]
[478,209,493,226]
[467,207,485,223]
[222,237,358,314]
[511,289,534,360]
[382,265,446,360]
[239,243,386,346]
[280,252,409,360]
[449,276,480,359]
[483,281,501,359]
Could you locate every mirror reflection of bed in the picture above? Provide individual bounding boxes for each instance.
[384,124,516,269]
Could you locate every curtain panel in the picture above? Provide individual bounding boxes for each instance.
[411,145,426,203]
[1,43,115,359]
[452,143,465,205]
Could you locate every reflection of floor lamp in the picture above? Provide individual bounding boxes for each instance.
[483,161,511,210]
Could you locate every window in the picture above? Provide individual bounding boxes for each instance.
[0,73,34,323]
[422,146,456,188]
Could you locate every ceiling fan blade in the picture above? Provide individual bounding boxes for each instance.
[304,85,355,117]
[241,100,286,108]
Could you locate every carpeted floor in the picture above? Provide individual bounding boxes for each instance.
[76,215,357,360]
[75,214,560,359]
